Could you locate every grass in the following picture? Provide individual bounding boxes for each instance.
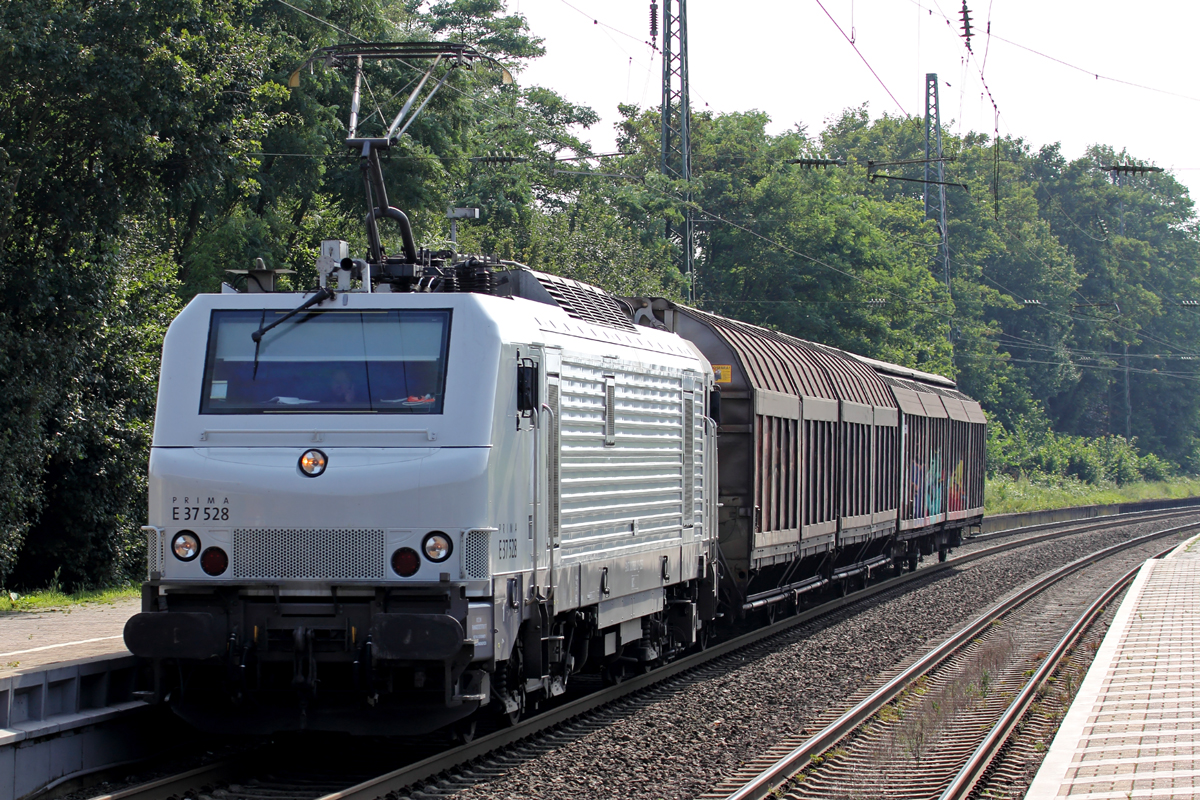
[985,475,1200,515]
[0,584,139,613]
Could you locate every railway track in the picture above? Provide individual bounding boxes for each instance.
[704,526,1195,800]
[82,508,1200,800]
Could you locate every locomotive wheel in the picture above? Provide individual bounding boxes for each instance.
[453,717,478,743]
[601,662,626,686]
[497,645,525,726]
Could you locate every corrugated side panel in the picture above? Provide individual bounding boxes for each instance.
[557,360,688,561]
[690,391,705,530]
[548,382,562,543]
[683,391,695,523]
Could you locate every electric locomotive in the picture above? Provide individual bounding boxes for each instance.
[124,254,720,735]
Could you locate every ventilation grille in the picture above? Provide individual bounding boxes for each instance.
[232,529,385,580]
[548,383,562,543]
[604,378,617,446]
[535,273,637,331]
[147,529,165,577]
[683,392,695,526]
[462,530,491,579]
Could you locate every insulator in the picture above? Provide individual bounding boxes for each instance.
[458,261,494,295]
[456,262,489,293]
[650,3,658,40]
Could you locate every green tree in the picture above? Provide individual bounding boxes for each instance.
[0,0,274,586]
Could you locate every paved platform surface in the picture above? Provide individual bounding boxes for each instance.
[0,598,138,676]
[1026,532,1200,799]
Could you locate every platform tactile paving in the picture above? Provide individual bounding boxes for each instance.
[1026,533,1200,798]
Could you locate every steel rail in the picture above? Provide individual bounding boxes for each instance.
[935,545,1175,800]
[84,759,248,800]
[970,503,1200,543]
[719,519,1200,800]
[87,508,1200,800]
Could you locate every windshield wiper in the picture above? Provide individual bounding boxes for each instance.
[252,287,335,344]
[250,287,335,379]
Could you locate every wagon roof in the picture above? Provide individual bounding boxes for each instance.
[681,307,896,407]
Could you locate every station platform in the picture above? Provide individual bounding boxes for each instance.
[0,597,137,676]
[1026,533,1200,799]
[0,598,157,800]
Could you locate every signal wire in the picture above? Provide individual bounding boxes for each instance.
[989,33,1200,104]
[954,352,1200,381]
[813,0,909,117]
[550,0,714,111]
[556,0,654,48]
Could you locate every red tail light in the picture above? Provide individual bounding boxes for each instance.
[391,547,420,577]
[200,547,229,576]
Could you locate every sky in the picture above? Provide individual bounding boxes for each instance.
[508,0,1200,201]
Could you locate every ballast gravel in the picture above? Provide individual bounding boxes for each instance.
[443,514,1200,800]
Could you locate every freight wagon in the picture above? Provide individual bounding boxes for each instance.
[626,300,985,617]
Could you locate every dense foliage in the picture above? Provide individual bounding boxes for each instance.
[1,0,1196,588]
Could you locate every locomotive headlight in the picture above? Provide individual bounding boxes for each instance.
[172,531,200,561]
[422,532,453,562]
[299,449,327,477]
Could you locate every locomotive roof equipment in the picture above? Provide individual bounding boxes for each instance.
[291,42,512,283]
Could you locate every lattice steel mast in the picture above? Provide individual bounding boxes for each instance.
[924,73,951,294]
[659,0,694,302]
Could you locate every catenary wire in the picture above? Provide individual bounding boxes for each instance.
[813,0,909,116]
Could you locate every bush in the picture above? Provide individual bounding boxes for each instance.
[986,420,1182,486]
[1138,453,1174,482]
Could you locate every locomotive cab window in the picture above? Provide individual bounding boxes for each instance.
[200,309,451,414]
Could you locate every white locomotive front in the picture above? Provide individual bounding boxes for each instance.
[124,266,720,734]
